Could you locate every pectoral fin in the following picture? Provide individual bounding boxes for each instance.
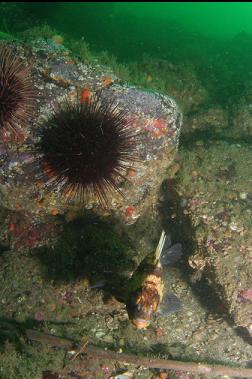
[160,243,182,265]
[158,292,182,316]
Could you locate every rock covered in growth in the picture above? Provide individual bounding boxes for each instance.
[183,107,229,134]
[232,103,252,138]
[164,63,208,114]
[0,40,182,250]
[177,144,252,337]
[137,58,208,114]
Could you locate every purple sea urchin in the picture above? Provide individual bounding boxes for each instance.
[37,95,138,204]
[0,45,36,138]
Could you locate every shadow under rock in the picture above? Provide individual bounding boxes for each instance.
[33,212,136,297]
[0,316,45,352]
[158,179,252,347]
[180,128,252,150]
[158,178,232,317]
[0,243,9,256]
[235,326,252,347]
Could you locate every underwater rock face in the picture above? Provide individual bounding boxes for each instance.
[0,40,182,251]
[232,103,252,138]
[179,144,252,337]
[184,106,229,134]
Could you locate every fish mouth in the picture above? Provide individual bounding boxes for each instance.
[131,318,150,329]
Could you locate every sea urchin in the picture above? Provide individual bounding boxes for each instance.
[0,45,36,138]
[37,95,138,204]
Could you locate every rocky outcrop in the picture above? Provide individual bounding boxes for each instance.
[0,39,182,254]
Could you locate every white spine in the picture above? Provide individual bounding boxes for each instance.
[154,230,166,263]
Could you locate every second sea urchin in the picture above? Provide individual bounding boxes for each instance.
[37,94,138,204]
[0,45,36,138]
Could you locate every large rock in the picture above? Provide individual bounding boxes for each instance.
[0,40,182,253]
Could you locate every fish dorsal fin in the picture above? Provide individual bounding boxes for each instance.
[154,230,182,266]
[154,230,166,263]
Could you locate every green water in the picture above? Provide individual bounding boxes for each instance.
[117,2,252,38]
[2,2,252,109]
[3,2,252,54]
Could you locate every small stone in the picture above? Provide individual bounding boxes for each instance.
[229,222,238,231]
[239,192,248,200]
[65,210,77,222]
[191,170,198,177]
[127,168,137,177]
[34,312,45,322]
[180,198,187,208]
[169,162,180,176]
[52,35,64,45]
[234,256,242,263]
[193,330,205,341]
[239,289,252,301]
[48,303,56,311]
[95,330,106,339]
[125,206,135,218]
[156,373,168,379]
[118,338,125,347]
[50,208,58,216]
[102,334,114,344]
[155,327,165,338]
[212,332,219,340]
[113,372,133,379]
[80,277,90,288]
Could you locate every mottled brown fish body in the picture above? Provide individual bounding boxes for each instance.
[126,231,182,329]
[129,266,164,329]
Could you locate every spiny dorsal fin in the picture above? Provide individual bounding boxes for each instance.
[154,230,166,263]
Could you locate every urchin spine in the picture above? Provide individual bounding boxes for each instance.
[0,45,36,137]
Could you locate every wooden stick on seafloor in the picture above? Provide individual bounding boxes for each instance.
[26,329,252,378]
